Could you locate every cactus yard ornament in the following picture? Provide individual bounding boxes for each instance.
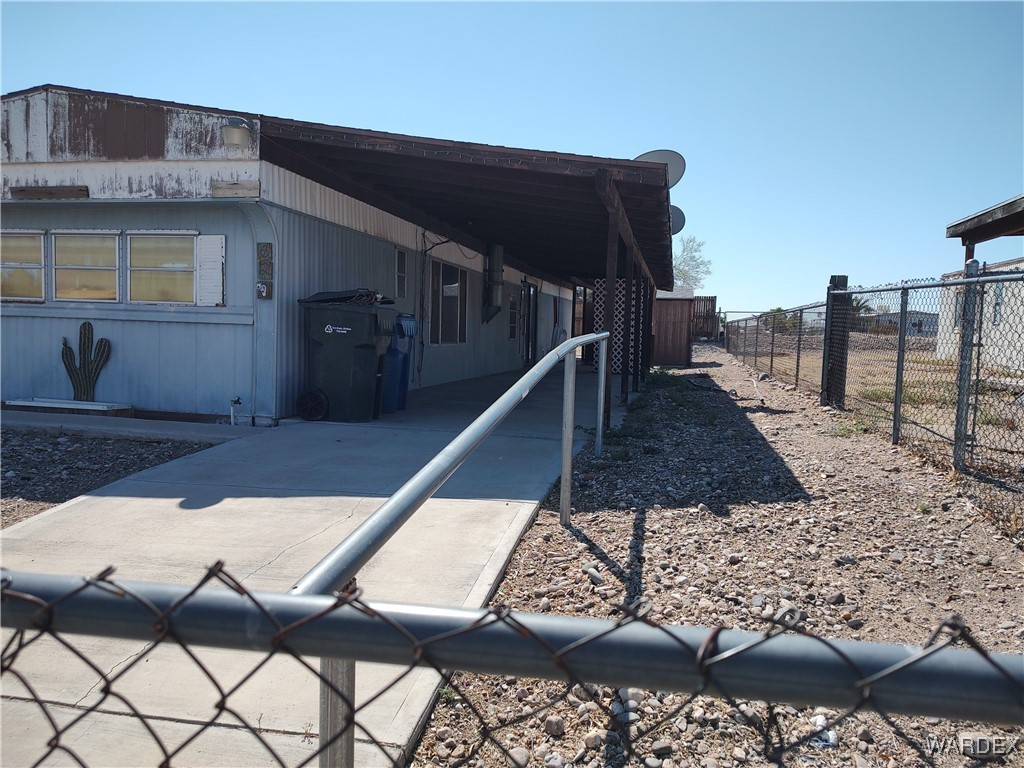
[61,322,111,402]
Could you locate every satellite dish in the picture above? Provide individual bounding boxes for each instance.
[634,149,686,188]
[670,205,686,235]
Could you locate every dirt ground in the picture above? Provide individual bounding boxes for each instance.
[410,343,1022,768]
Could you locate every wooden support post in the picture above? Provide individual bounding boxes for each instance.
[642,278,654,381]
[603,216,618,427]
[631,261,642,392]
[621,244,633,403]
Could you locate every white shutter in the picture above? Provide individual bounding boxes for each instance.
[196,235,225,307]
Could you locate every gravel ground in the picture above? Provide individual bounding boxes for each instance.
[0,428,211,528]
[410,344,1023,768]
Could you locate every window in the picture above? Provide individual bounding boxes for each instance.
[129,235,195,303]
[429,260,467,344]
[991,282,1003,326]
[54,234,119,301]
[508,292,518,340]
[1,230,224,306]
[0,233,44,300]
[396,249,408,299]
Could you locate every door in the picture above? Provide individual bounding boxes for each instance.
[521,282,539,367]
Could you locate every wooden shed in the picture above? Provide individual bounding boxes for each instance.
[652,287,694,367]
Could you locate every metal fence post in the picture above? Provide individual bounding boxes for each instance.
[754,318,761,368]
[954,260,980,471]
[561,353,577,526]
[795,309,804,388]
[820,275,850,407]
[595,337,607,456]
[320,583,356,768]
[970,283,987,466]
[769,316,777,377]
[892,288,910,445]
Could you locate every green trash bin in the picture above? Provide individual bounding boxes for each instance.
[297,290,398,422]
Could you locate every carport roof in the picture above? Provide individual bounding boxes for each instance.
[3,85,675,290]
[258,116,675,289]
[946,193,1024,246]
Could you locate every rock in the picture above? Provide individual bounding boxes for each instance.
[857,727,874,744]
[544,753,565,768]
[508,746,532,767]
[999,620,1017,629]
[436,727,452,740]
[543,715,565,737]
[854,755,872,768]
[583,731,604,750]
[618,687,646,703]
[435,744,451,759]
[847,618,865,630]
[644,759,663,768]
[826,592,845,605]
[586,568,604,586]
[697,503,711,514]
[728,553,743,565]
[651,740,674,756]
[731,746,747,762]
[959,731,1007,759]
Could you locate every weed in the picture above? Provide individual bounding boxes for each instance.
[829,420,869,437]
[857,388,894,404]
[438,685,457,705]
[301,722,316,744]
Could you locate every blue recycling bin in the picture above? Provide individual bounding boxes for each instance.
[381,313,417,414]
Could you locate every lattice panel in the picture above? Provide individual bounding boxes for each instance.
[593,279,644,375]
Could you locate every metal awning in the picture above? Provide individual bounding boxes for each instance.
[258,117,675,290]
[946,193,1024,246]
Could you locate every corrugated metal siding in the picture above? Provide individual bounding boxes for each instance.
[0,203,257,416]
[261,162,484,268]
[266,205,557,412]
[267,205,402,417]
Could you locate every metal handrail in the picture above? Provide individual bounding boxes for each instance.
[291,331,609,598]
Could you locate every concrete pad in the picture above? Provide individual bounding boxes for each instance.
[1,363,627,766]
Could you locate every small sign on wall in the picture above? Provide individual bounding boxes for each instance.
[257,242,273,281]
[257,242,273,300]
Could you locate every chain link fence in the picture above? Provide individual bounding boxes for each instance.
[725,266,1024,539]
[725,302,827,394]
[2,564,1022,768]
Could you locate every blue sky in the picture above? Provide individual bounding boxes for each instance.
[2,1,1022,314]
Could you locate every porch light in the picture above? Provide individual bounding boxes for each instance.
[222,116,255,147]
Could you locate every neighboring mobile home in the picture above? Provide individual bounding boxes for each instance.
[1,86,674,424]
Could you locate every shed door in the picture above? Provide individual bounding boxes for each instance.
[652,299,693,367]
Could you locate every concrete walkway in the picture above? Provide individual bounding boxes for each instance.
[1,363,624,767]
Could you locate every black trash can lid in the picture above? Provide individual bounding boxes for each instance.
[300,289,395,306]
